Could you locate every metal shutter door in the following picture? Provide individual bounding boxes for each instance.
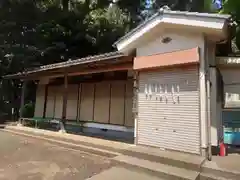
[54,86,63,119]
[34,85,45,117]
[46,86,56,118]
[137,67,200,154]
[79,83,94,121]
[110,81,125,125]
[66,84,79,120]
[94,82,110,123]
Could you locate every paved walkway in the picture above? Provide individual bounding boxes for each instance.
[203,153,240,173]
[0,131,114,180]
[87,167,164,180]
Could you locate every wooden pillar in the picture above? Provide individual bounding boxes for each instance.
[19,80,26,125]
[43,84,48,118]
[59,70,68,132]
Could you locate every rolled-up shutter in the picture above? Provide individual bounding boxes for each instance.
[137,67,200,154]
[34,85,45,118]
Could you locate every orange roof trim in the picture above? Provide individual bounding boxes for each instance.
[133,47,199,70]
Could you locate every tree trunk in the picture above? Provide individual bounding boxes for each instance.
[62,0,69,11]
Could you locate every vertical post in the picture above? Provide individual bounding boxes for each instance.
[200,37,208,157]
[133,71,138,145]
[76,83,80,122]
[108,83,112,124]
[43,84,48,118]
[18,80,26,125]
[59,69,68,132]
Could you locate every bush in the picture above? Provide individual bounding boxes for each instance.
[21,102,35,118]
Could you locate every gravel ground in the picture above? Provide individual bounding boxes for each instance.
[0,130,115,180]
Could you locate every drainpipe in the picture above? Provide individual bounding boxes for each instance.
[204,36,212,161]
[207,78,212,161]
[133,71,139,145]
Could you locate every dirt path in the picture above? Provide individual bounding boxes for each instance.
[0,131,115,180]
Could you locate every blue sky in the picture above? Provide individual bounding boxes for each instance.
[212,0,222,10]
[145,0,223,10]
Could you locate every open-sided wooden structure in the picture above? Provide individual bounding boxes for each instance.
[5,51,135,140]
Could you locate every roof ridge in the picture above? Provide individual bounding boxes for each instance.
[113,10,231,47]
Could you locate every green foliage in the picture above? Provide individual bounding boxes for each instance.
[0,0,239,119]
[21,102,35,118]
[0,0,131,118]
[219,0,240,51]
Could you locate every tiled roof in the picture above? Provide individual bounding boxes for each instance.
[113,9,231,47]
[4,51,125,79]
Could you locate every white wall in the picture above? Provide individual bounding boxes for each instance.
[209,68,221,146]
[135,30,208,154]
[206,40,220,147]
[136,31,204,56]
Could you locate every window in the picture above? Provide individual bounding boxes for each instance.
[224,84,240,108]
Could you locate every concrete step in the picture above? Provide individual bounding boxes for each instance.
[122,146,205,172]
[2,128,120,158]
[199,173,233,180]
[112,155,200,180]
[201,166,240,180]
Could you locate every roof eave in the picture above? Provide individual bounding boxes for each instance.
[3,51,125,80]
[114,10,231,53]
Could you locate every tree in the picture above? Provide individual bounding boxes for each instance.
[0,0,131,118]
[219,0,240,51]
[0,0,239,119]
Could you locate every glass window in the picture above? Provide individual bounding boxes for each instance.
[224,84,240,108]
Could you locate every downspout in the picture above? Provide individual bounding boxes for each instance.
[133,71,139,145]
[207,77,212,161]
[204,35,212,161]
[206,38,227,160]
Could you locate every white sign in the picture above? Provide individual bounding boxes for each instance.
[218,57,240,65]
[144,82,180,104]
